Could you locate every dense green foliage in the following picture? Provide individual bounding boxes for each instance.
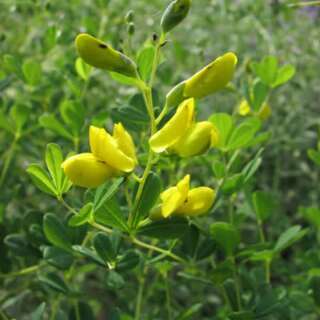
[1,1,320,319]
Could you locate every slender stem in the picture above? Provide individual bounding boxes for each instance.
[265,260,271,284]
[288,1,320,7]
[74,300,81,320]
[50,297,60,320]
[165,275,173,320]
[0,264,40,279]
[149,33,165,87]
[231,256,242,311]
[155,102,169,125]
[135,276,145,320]
[0,310,9,320]
[0,137,18,188]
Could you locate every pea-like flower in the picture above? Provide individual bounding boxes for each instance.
[166,52,238,108]
[62,124,137,188]
[75,33,137,78]
[149,98,217,157]
[150,175,215,219]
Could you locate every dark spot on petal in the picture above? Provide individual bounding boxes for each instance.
[99,43,108,49]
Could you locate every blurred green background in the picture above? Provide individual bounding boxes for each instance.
[1,0,320,319]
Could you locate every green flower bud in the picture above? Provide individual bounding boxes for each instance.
[161,0,191,34]
[75,33,137,77]
[127,22,135,35]
[125,10,134,22]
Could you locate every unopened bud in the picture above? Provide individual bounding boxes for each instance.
[161,0,191,33]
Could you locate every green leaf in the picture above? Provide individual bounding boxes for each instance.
[176,303,203,320]
[10,104,30,133]
[38,272,69,294]
[221,173,243,195]
[69,203,93,227]
[111,104,149,132]
[94,177,125,212]
[39,113,73,140]
[3,54,22,78]
[227,118,261,150]
[137,46,155,81]
[300,206,320,228]
[133,172,161,226]
[252,191,276,221]
[310,276,320,307]
[43,246,74,270]
[209,113,233,148]
[94,198,129,232]
[45,143,64,195]
[43,25,57,52]
[4,234,36,256]
[253,56,278,86]
[93,232,116,263]
[210,222,240,256]
[106,270,125,289]
[109,72,141,87]
[59,100,85,135]
[212,259,234,284]
[22,60,42,86]
[72,245,105,266]
[252,80,269,112]
[30,302,46,320]
[308,149,320,166]
[272,64,295,87]
[274,225,307,253]
[249,250,274,262]
[0,109,14,133]
[116,250,140,271]
[137,218,189,239]
[75,57,91,80]
[27,164,57,196]
[228,311,255,320]
[43,213,72,252]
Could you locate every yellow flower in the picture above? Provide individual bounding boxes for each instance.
[151,175,215,219]
[61,153,116,188]
[149,98,195,153]
[238,99,251,116]
[170,121,214,157]
[150,98,219,157]
[62,124,137,188]
[90,125,136,172]
[75,33,137,77]
[184,52,238,99]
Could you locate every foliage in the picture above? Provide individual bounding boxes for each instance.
[1,0,320,319]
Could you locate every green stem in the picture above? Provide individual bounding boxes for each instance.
[149,33,166,87]
[231,256,242,311]
[288,1,320,7]
[165,275,173,320]
[0,137,18,188]
[0,310,9,320]
[0,264,40,279]
[135,276,145,320]
[265,260,271,284]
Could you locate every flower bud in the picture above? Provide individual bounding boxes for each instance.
[125,10,134,22]
[75,33,137,77]
[127,22,135,35]
[149,98,195,153]
[62,153,116,188]
[161,0,191,33]
[238,99,251,116]
[170,121,213,157]
[184,52,238,99]
[258,103,271,121]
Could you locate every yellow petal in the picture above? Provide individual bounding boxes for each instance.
[171,121,213,157]
[160,175,190,218]
[149,98,195,153]
[75,33,136,77]
[89,126,135,173]
[184,52,238,99]
[113,123,137,163]
[175,187,215,216]
[238,99,251,116]
[61,153,115,188]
